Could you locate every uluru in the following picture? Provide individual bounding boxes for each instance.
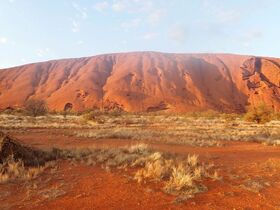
[0,52,279,112]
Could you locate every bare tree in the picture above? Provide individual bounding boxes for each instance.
[24,99,48,117]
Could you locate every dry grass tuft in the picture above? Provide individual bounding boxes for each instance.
[134,156,171,182]
[165,164,194,193]
[241,178,270,193]
[0,132,219,201]
[0,156,44,183]
[134,153,216,197]
[128,143,149,154]
[1,112,279,147]
[55,144,217,199]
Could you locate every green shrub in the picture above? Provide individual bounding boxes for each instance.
[244,103,273,124]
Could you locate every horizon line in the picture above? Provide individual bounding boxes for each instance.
[1,50,279,70]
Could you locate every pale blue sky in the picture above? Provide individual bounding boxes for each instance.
[0,0,279,68]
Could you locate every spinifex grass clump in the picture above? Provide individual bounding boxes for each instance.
[0,131,220,200]
[134,153,218,198]
[61,144,219,199]
[0,155,45,183]
[0,131,59,183]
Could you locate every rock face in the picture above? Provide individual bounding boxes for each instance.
[0,132,54,166]
[0,52,279,113]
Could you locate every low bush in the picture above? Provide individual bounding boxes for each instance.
[57,144,218,199]
[0,156,44,183]
[244,103,274,124]
[24,99,48,117]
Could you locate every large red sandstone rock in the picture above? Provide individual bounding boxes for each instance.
[0,52,279,113]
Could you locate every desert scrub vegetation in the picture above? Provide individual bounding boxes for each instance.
[76,111,279,146]
[134,152,219,198]
[0,114,91,129]
[0,139,219,200]
[0,131,61,183]
[0,111,280,146]
[0,131,218,199]
[74,119,280,146]
[244,103,274,124]
[24,99,48,117]
[0,156,46,183]
[58,144,219,199]
[82,110,124,121]
[74,127,223,147]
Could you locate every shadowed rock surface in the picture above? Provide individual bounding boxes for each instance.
[0,132,56,166]
[0,52,279,112]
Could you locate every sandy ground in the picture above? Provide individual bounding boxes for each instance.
[1,129,280,210]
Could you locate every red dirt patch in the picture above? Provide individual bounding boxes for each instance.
[1,129,280,209]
